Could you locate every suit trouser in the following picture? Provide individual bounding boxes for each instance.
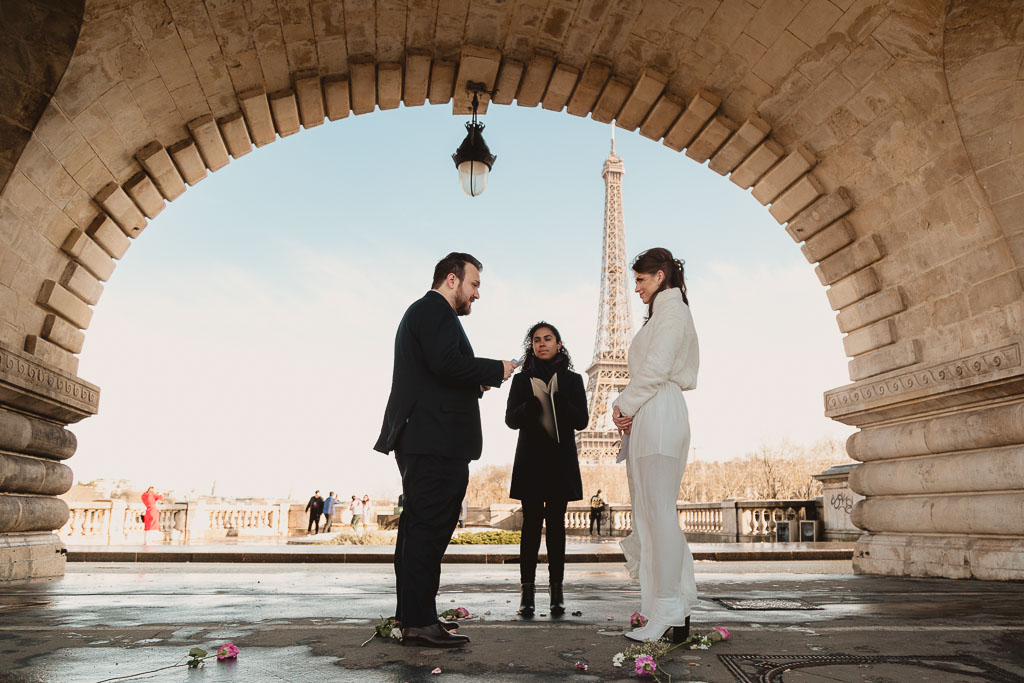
[589,509,602,535]
[394,452,469,628]
[519,499,567,585]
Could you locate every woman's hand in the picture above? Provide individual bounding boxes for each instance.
[612,406,633,435]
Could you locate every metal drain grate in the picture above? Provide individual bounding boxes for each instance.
[714,598,822,610]
[718,654,1021,683]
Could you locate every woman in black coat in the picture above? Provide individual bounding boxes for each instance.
[506,321,589,616]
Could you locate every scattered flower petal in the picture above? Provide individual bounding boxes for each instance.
[431,667,442,675]
[574,662,588,671]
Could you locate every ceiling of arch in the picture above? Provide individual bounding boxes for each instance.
[1,0,1022,389]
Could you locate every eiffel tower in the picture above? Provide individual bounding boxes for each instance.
[576,128,633,464]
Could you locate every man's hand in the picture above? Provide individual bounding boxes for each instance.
[501,360,516,381]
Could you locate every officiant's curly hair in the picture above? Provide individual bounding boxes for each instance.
[632,247,688,322]
[521,321,574,372]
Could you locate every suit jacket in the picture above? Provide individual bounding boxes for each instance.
[374,290,505,461]
[505,368,589,502]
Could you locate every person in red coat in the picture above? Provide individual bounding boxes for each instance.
[141,486,163,543]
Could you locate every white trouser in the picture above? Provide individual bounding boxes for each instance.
[621,453,697,626]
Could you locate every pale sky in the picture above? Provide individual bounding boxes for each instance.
[70,104,854,501]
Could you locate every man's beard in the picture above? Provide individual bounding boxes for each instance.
[454,289,473,316]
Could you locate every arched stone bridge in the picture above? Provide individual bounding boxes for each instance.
[0,0,1022,581]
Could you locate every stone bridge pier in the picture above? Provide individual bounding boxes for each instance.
[2,0,1024,580]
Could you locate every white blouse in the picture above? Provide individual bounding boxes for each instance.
[613,287,699,460]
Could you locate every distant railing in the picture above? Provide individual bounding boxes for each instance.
[565,499,821,541]
[60,497,824,545]
[59,501,288,544]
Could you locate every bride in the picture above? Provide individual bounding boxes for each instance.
[612,247,699,643]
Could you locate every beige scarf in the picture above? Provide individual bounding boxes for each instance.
[529,374,560,442]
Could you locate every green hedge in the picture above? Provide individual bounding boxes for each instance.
[448,530,521,545]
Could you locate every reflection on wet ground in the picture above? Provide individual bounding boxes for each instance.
[2,560,1023,682]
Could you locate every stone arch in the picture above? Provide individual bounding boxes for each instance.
[2,0,1024,581]
[10,4,900,383]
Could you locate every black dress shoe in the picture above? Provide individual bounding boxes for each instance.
[401,623,470,648]
[438,619,459,631]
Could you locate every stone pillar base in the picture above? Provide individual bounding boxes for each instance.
[854,533,1024,581]
[0,532,66,582]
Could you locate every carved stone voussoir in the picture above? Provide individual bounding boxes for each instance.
[0,342,99,424]
[825,337,1024,425]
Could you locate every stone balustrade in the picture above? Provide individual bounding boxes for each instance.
[565,499,821,542]
[59,501,289,544]
[58,497,828,545]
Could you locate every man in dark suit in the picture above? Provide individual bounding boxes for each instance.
[374,252,515,648]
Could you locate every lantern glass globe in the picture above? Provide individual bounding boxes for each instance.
[457,159,489,197]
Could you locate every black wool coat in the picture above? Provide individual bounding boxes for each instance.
[505,368,589,502]
[374,290,505,461]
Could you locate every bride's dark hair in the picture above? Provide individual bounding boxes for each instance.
[631,247,688,322]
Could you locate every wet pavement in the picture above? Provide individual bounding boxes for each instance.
[2,560,1024,682]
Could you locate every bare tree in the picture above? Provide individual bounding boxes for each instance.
[469,436,854,506]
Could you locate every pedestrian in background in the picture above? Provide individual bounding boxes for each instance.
[589,490,605,536]
[349,495,364,534]
[141,486,163,545]
[323,491,337,533]
[361,494,373,529]
[305,490,324,534]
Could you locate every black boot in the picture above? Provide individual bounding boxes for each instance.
[549,582,565,616]
[518,583,535,617]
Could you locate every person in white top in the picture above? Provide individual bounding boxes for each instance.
[612,247,699,643]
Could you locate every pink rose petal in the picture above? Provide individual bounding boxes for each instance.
[431,667,442,675]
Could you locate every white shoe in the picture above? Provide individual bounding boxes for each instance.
[624,622,671,642]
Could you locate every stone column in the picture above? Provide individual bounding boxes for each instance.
[0,342,98,581]
[827,336,1024,580]
[719,499,739,542]
[812,464,863,542]
[275,503,289,536]
[183,502,209,543]
[108,499,127,544]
